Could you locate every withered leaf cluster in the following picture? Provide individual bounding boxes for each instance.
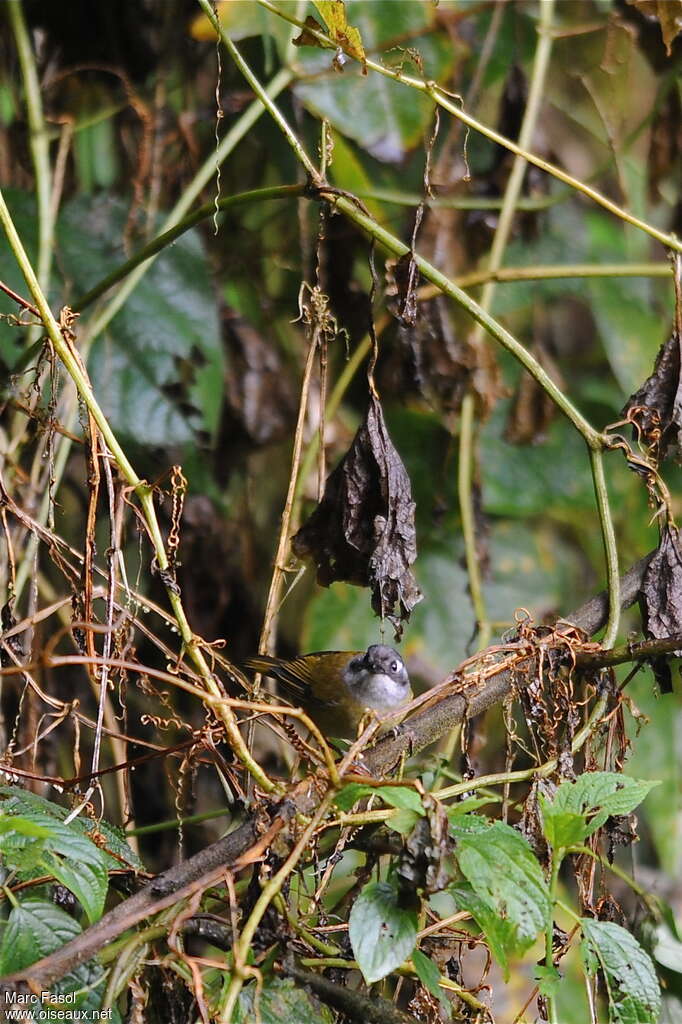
[640,523,682,692]
[293,395,422,631]
[621,330,682,465]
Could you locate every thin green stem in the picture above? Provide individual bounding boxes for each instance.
[257,0,682,255]
[458,393,489,645]
[273,893,342,957]
[351,187,569,211]
[127,806,232,836]
[0,186,275,795]
[589,448,620,648]
[455,262,672,287]
[7,0,53,304]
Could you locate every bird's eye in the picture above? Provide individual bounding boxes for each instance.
[390,660,398,673]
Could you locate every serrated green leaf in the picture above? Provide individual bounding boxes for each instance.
[453,821,550,951]
[0,785,142,871]
[581,919,661,1024]
[542,773,660,848]
[349,881,418,983]
[0,900,81,975]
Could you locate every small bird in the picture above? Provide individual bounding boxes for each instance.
[244,644,412,739]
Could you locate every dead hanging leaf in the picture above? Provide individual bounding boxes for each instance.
[621,330,682,465]
[292,395,421,631]
[627,0,682,55]
[312,1,366,65]
[640,524,682,692]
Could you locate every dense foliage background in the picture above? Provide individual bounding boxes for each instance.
[0,1,681,1021]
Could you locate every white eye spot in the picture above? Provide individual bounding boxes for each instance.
[391,660,398,673]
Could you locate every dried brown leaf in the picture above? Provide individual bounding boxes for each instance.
[621,330,682,464]
[292,395,421,632]
[640,523,682,691]
[627,0,682,55]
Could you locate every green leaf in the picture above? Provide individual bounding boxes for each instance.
[542,773,660,848]
[0,785,142,871]
[540,806,593,850]
[446,796,500,817]
[235,977,334,1024]
[45,851,109,924]
[581,919,661,1024]
[412,947,441,997]
[448,813,494,837]
[333,783,373,811]
[652,920,682,974]
[453,821,551,951]
[450,884,519,979]
[349,881,418,983]
[334,784,424,815]
[480,409,597,519]
[413,947,450,1017]
[623,673,681,875]
[0,900,81,975]
[377,787,424,815]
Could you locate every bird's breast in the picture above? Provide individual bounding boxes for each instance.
[345,670,411,711]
